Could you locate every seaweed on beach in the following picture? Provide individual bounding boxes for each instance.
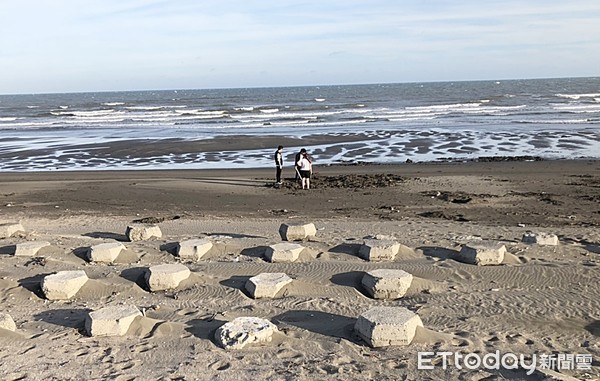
[314,174,405,189]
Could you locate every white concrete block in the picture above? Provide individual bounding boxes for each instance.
[264,242,304,263]
[278,223,317,241]
[126,224,162,241]
[0,313,16,332]
[145,263,191,291]
[362,269,413,299]
[522,232,559,246]
[457,241,506,265]
[177,238,213,261]
[87,242,125,263]
[14,241,51,257]
[355,307,423,347]
[0,223,25,238]
[215,317,278,350]
[245,273,293,299]
[85,305,142,337]
[358,239,400,261]
[41,270,89,300]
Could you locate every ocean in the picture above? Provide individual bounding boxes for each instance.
[0,77,599,171]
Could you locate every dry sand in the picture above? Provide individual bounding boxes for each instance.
[0,160,598,380]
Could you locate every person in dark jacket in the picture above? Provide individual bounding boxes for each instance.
[274,145,284,185]
[294,148,306,182]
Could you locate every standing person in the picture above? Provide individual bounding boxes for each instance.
[274,145,284,185]
[297,150,312,190]
[294,148,306,183]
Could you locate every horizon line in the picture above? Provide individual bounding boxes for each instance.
[1,75,598,97]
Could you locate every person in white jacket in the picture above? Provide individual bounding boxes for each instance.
[296,151,312,190]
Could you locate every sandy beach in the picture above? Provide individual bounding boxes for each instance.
[0,160,599,380]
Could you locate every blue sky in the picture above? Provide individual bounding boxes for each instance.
[1,0,599,94]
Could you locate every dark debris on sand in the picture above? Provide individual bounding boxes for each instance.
[265,174,405,190]
[312,174,405,189]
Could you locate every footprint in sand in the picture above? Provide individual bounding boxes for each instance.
[208,360,231,371]
[505,333,535,345]
[131,342,158,354]
[275,348,303,360]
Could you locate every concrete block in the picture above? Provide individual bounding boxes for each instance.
[457,241,506,265]
[215,317,278,350]
[41,270,89,300]
[145,263,190,291]
[87,242,125,263]
[177,238,213,260]
[362,269,413,299]
[359,239,400,261]
[278,223,317,241]
[245,273,293,299]
[522,232,559,246]
[0,313,16,332]
[126,224,162,241]
[14,241,51,257]
[355,307,423,347]
[264,242,304,263]
[85,305,141,337]
[0,223,25,238]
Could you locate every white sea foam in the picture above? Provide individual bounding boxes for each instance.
[552,104,600,113]
[514,119,594,124]
[259,108,279,113]
[0,117,18,122]
[314,98,326,102]
[237,110,344,119]
[234,107,255,111]
[556,93,600,100]
[404,103,482,112]
[125,106,163,110]
[58,109,121,117]
[0,121,57,128]
[175,109,227,116]
[102,102,124,106]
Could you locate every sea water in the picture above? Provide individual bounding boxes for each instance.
[0,77,599,170]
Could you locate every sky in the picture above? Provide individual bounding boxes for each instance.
[0,0,599,94]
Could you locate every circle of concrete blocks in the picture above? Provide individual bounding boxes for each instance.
[87,242,125,263]
[41,270,89,300]
[14,241,51,257]
[245,273,293,299]
[457,241,506,265]
[215,317,278,350]
[264,242,304,263]
[85,305,142,337]
[145,263,191,291]
[126,224,162,242]
[0,313,17,332]
[177,238,213,261]
[0,222,25,239]
[361,269,413,299]
[522,232,559,246]
[359,239,400,261]
[278,222,317,241]
[354,306,423,347]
